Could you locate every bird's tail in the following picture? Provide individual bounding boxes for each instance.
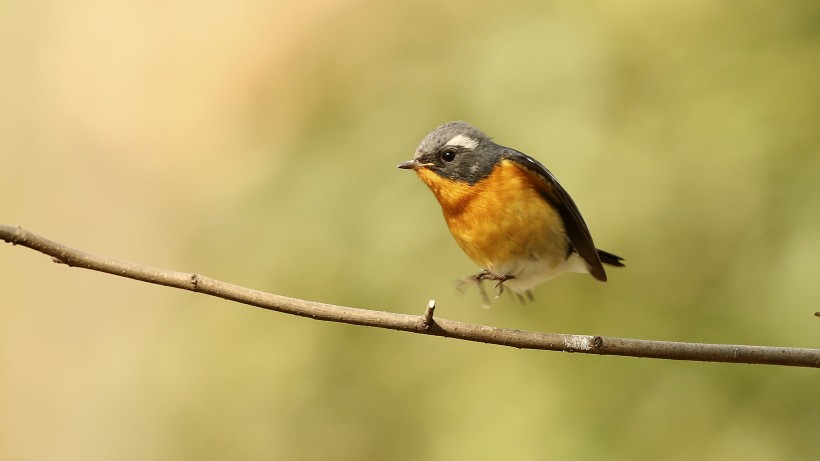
[597,249,625,268]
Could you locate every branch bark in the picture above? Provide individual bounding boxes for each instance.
[2,224,818,368]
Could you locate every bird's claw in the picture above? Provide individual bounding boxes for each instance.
[457,270,516,306]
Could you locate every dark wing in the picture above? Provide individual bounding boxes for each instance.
[503,149,608,281]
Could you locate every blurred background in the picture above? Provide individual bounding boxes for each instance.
[2,0,819,459]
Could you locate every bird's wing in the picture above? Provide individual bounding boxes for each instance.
[503,149,607,281]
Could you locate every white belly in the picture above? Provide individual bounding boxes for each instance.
[491,253,589,293]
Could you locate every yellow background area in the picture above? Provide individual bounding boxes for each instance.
[2,1,819,460]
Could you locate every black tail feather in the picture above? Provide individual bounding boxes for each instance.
[597,249,625,267]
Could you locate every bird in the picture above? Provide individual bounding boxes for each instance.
[398,121,624,302]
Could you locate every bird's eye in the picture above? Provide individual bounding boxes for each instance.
[441,149,457,162]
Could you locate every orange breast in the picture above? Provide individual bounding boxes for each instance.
[416,160,569,275]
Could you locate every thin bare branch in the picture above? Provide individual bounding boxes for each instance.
[2,224,818,368]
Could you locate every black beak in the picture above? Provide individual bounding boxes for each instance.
[397,160,431,170]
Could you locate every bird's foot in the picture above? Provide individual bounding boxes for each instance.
[458,270,516,306]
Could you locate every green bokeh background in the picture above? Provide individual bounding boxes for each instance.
[2,1,819,459]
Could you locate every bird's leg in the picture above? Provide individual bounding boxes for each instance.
[458,270,517,305]
[471,271,516,298]
[473,270,492,306]
[469,269,493,282]
[476,282,491,307]
[457,270,497,306]
[489,274,515,298]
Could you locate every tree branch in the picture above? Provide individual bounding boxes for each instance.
[2,224,818,368]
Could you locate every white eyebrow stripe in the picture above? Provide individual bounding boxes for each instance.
[444,134,478,150]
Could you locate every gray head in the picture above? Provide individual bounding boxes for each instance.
[397,121,503,185]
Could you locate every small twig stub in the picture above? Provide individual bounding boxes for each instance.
[421,300,436,330]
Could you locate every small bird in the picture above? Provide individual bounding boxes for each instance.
[398,121,624,301]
